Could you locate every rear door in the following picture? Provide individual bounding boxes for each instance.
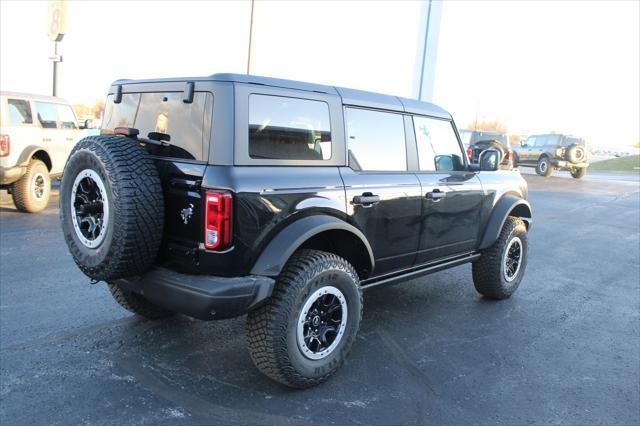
[55,103,83,174]
[340,107,422,276]
[34,101,64,171]
[411,115,485,263]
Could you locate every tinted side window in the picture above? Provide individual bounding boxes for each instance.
[35,102,58,128]
[249,95,331,161]
[7,99,32,124]
[346,108,406,171]
[57,105,77,129]
[413,116,464,171]
[545,135,560,146]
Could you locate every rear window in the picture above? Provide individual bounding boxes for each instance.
[102,91,212,161]
[57,104,77,129]
[7,99,32,124]
[248,95,331,161]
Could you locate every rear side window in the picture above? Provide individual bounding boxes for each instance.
[346,108,406,171]
[57,105,77,129]
[35,102,58,128]
[413,116,465,171]
[7,99,32,124]
[248,95,331,160]
[102,92,212,161]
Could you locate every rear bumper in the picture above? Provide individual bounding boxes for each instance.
[113,267,275,320]
[551,159,589,168]
[0,165,26,186]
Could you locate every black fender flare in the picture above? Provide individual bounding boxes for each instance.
[250,215,375,277]
[479,194,532,250]
[18,146,52,170]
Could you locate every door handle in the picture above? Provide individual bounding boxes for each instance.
[352,192,380,207]
[66,138,74,141]
[426,189,446,201]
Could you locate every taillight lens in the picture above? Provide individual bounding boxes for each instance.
[0,135,9,157]
[467,147,473,160]
[204,191,233,250]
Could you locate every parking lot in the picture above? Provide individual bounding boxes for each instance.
[1,172,638,425]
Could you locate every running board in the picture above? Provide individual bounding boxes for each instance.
[361,252,481,290]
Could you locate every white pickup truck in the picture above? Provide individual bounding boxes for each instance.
[0,92,93,212]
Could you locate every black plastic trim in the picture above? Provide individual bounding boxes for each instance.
[113,267,274,320]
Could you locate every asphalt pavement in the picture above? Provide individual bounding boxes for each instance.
[1,172,639,425]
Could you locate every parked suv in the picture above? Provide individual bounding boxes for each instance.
[459,129,513,170]
[59,74,532,388]
[512,133,589,178]
[0,92,86,212]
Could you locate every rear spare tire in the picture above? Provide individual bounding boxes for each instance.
[60,135,164,281]
[565,144,586,163]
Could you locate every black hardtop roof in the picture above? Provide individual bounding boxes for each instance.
[112,73,451,119]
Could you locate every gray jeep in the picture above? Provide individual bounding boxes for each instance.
[512,134,589,178]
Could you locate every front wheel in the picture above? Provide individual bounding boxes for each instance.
[472,217,528,299]
[246,249,362,388]
[571,167,587,179]
[535,157,553,177]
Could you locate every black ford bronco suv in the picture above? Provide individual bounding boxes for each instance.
[59,74,532,388]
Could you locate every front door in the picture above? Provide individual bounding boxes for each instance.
[34,101,66,173]
[341,107,422,276]
[411,115,485,264]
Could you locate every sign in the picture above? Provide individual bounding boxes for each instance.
[47,0,67,42]
[48,55,63,62]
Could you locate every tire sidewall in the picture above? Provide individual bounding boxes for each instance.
[285,267,361,379]
[537,157,551,176]
[499,223,528,294]
[28,161,50,210]
[60,148,116,269]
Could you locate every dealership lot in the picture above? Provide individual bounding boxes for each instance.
[1,173,638,425]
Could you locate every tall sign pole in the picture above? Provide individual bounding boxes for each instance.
[247,0,256,75]
[47,0,67,97]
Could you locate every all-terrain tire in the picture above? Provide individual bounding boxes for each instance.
[60,135,164,281]
[535,157,553,177]
[107,283,174,319]
[246,249,362,388]
[12,160,50,213]
[472,217,528,299]
[570,167,587,179]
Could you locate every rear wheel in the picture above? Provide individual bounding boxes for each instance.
[246,249,362,388]
[12,160,50,213]
[472,217,528,299]
[571,167,587,179]
[107,283,174,319]
[535,157,553,177]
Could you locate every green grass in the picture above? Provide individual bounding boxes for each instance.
[589,155,640,172]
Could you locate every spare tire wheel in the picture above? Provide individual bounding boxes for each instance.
[565,144,585,163]
[59,135,164,281]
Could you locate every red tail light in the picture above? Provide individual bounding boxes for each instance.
[466,147,473,160]
[0,135,9,157]
[204,191,233,250]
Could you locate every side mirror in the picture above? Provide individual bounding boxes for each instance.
[81,119,94,129]
[478,149,500,171]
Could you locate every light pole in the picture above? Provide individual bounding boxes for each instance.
[247,0,256,75]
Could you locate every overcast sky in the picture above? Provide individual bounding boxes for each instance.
[1,0,638,148]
